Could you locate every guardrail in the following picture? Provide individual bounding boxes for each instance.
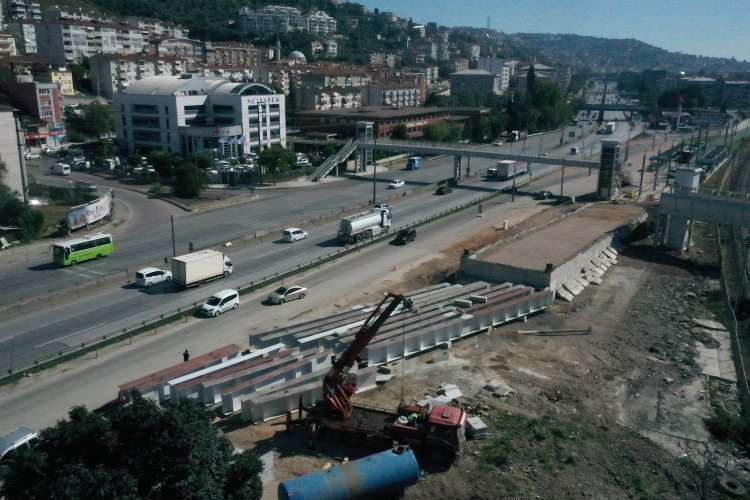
[0,185,506,382]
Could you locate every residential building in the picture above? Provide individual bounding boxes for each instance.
[363,79,423,107]
[6,73,63,125]
[299,67,371,88]
[89,53,187,99]
[194,64,254,83]
[150,37,205,63]
[325,40,337,58]
[236,5,304,33]
[31,63,74,95]
[722,80,750,109]
[8,21,37,54]
[7,0,41,21]
[452,58,470,72]
[205,41,260,67]
[113,75,286,156]
[304,10,336,34]
[34,19,148,65]
[450,69,500,97]
[299,85,361,110]
[458,41,480,60]
[0,32,18,56]
[43,6,113,23]
[368,51,398,67]
[0,105,26,202]
[477,57,514,92]
[410,39,437,61]
[124,17,189,39]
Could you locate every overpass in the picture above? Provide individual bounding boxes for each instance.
[575,103,651,113]
[309,137,600,182]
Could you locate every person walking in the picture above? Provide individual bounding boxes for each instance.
[183,349,190,362]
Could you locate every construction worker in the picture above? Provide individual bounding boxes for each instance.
[407,412,419,426]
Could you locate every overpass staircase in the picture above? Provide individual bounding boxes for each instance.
[308,138,357,182]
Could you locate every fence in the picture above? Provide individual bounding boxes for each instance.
[0,185,504,382]
[716,223,750,420]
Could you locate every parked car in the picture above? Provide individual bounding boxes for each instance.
[535,190,553,200]
[283,228,308,242]
[201,289,239,317]
[436,185,453,195]
[24,152,40,160]
[135,267,172,287]
[0,427,38,480]
[491,141,503,146]
[388,179,405,189]
[394,227,416,245]
[267,285,307,304]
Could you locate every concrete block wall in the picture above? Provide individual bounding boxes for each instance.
[547,233,618,292]
[458,257,552,290]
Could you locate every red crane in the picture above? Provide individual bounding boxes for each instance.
[321,292,411,420]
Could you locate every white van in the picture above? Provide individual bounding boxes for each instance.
[200,289,239,317]
[51,163,71,175]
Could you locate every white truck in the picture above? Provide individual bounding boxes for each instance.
[51,163,71,175]
[172,249,233,288]
[605,121,616,134]
[338,209,392,244]
[489,160,527,180]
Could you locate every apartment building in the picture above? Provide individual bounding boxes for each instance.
[363,80,423,107]
[6,73,63,124]
[34,19,148,64]
[0,105,26,202]
[113,75,286,156]
[7,21,37,54]
[31,63,74,95]
[477,57,514,92]
[150,37,205,63]
[89,53,187,99]
[0,32,18,56]
[6,0,41,21]
[205,41,260,67]
[236,5,336,34]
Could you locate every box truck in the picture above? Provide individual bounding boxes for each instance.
[172,249,233,287]
[338,209,391,244]
[509,130,527,142]
[51,163,71,175]
[605,121,616,134]
[489,160,527,180]
[406,157,423,170]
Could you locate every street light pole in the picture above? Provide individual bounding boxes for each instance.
[372,134,377,204]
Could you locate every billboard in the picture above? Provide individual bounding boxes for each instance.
[66,190,113,230]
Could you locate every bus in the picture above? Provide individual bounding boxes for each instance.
[52,232,114,266]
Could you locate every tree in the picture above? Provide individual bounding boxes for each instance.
[1,395,263,499]
[82,101,114,139]
[148,150,175,179]
[173,162,206,198]
[259,145,292,185]
[526,64,537,94]
[390,124,407,139]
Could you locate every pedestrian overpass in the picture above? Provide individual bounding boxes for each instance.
[309,137,600,183]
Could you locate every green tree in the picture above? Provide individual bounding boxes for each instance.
[82,101,114,138]
[526,65,537,94]
[259,145,292,185]
[148,150,175,179]
[390,124,407,139]
[1,395,263,499]
[173,162,206,198]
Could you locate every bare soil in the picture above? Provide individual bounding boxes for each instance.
[223,204,741,499]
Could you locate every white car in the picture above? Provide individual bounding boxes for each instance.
[135,267,172,287]
[491,141,503,146]
[388,179,405,189]
[24,152,41,160]
[201,289,239,317]
[43,147,59,155]
[283,228,308,242]
[267,285,307,304]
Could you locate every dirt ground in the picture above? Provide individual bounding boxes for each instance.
[223,204,746,499]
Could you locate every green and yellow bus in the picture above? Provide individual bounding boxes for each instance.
[52,232,114,266]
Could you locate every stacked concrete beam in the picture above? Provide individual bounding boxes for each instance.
[220,348,332,415]
[165,343,285,403]
[171,349,297,404]
[240,365,380,423]
[118,344,242,403]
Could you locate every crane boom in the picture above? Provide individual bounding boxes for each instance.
[322,292,411,419]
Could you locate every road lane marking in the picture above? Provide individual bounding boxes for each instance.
[0,336,16,344]
[35,322,108,348]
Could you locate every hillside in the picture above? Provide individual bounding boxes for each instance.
[42,0,750,76]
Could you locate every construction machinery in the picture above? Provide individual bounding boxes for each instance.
[299,292,467,463]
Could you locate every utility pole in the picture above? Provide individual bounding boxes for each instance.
[637,153,646,199]
[171,215,176,257]
[560,158,566,198]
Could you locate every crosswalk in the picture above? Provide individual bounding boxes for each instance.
[60,267,108,278]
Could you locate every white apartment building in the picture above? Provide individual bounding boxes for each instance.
[9,21,38,54]
[89,53,187,99]
[363,81,422,107]
[0,32,18,56]
[34,19,148,64]
[0,105,26,202]
[477,57,513,92]
[305,11,336,34]
[113,75,286,157]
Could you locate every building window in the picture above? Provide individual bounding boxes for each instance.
[38,88,50,95]
[132,104,158,113]
[41,111,53,117]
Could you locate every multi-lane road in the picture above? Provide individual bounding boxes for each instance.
[0,123,644,373]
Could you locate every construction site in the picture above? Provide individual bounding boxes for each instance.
[113,189,743,498]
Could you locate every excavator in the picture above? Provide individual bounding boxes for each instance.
[298,292,466,463]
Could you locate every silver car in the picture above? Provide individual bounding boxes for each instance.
[267,285,307,304]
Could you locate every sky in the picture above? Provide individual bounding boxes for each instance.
[355,0,750,62]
